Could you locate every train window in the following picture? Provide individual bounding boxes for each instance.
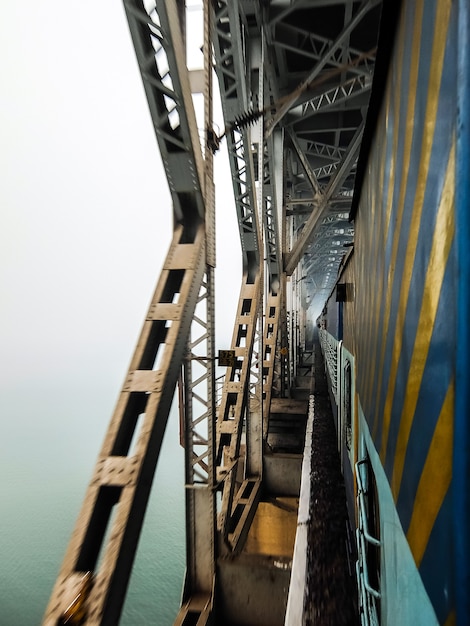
[356,457,381,624]
[365,459,381,600]
[336,283,347,301]
[344,362,352,451]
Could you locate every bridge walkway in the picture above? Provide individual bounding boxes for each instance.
[216,332,357,625]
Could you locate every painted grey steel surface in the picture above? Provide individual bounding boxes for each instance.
[44,0,382,623]
[43,1,211,624]
[43,226,207,626]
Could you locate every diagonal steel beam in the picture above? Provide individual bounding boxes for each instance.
[268,0,326,27]
[43,2,212,624]
[123,0,206,226]
[293,74,373,121]
[211,0,263,549]
[265,0,380,137]
[288,130,322,197]
[270,21,376,78]
[284,122,364,275]
[43,225,207,626]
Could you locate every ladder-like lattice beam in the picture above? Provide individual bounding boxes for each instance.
[43,2,212,624]
[212,0,261,275]
[43,226,206,626]
[211,0,264,549]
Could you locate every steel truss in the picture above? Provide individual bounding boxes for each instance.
[265,0,380,314]
[265,0,380,136]
[44,1,213,624]
[44,0,383,622]
[211,0,263,551]
[43,222,207,626]
[211,0,288,555]
[285,123,364,275]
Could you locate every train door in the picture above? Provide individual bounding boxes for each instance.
[355,448,381,626]
[339,345,355,473]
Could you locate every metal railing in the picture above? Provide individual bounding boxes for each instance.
[319,329,379,624]
[319,328,340,402]
[355,459,381,626]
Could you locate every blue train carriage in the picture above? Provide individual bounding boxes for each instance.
[317,0,469,624]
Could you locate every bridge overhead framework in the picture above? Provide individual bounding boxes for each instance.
[43,1,383,624]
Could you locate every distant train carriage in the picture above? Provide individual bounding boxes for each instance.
[318,0,469,624]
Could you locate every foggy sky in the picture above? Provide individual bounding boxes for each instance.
[0,2,239,623]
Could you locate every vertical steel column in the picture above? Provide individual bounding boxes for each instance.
[261,127,285,419]
[176,1,217,622]
[211,0,263,551]
[246,33,264,480]
[279,145,290,398]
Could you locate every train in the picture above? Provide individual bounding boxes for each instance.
[315,0,469,624]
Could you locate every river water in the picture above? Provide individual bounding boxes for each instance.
[0,385,186,625]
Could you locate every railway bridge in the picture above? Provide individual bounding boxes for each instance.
[43,1,389,624]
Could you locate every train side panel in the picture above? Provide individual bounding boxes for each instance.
[322,0,460,623]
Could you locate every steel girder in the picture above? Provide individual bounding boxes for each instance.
[285,123,364,274]
[266,21,375,78]
[44,0,385,622]
[211,0,264,551]
[264,0,380,136]
[212,0,291,555]
[214,275,262,540]
[175,1,218,621]
[44,2,214,624]
[212,0,261,275]
[212,0,382,548]
[43,223,207,626]
[263,131,283,292]
[261,128,285,421]
[259,0,381,316]
[123,0,206,227]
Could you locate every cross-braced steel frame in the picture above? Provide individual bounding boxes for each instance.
[44,0,382,623]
